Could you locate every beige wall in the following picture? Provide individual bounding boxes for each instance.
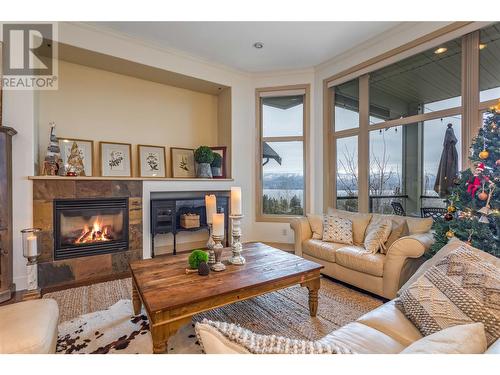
[37,60,219,177]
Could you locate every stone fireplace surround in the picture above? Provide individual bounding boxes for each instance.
[33,180,143,289]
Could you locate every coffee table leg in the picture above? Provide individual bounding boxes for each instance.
[151,324,169,354]
[132,280,142,315]
[302,277,320,317]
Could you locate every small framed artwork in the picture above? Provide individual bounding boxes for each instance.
[99,141,132,177]
[209,146,227,178]
[171,147,195,178]
[138,144,166,178]
[58,138,94,176]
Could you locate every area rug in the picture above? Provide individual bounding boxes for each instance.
[46,277,383,354]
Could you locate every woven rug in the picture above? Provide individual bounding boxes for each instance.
[45,277,383,354]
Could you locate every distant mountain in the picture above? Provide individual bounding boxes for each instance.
[263,173,303,189]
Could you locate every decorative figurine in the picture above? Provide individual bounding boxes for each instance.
[41,122,63,176]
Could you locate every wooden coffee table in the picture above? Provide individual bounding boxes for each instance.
[129,242,323,353]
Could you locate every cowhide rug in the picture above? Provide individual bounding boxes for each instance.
[56,300,202,354]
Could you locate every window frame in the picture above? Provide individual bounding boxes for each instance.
[324,22,499,213]
[255,84,310,223]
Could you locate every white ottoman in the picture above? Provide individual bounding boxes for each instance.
[0,298,59,354]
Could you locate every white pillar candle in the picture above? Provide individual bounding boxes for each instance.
[212,213,225,237]
[26,235,38,257]
[230,187,242,216]
[205,194,217,224]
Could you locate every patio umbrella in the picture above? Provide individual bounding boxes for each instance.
[262,142,282,166]
[434,123,459,198]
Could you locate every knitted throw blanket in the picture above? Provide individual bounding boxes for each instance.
[196,319,353,354]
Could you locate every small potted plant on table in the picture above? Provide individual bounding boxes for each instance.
[194,146,215,178]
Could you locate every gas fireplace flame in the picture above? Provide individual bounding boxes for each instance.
[75,217,114,244]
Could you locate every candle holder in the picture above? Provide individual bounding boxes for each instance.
[229,215,245,265]
[21,228,42,300]
[210,234,226,272]
[206,223,216,264]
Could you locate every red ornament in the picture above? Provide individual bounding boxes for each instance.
[478,191,488,201]
[444,213,453,221]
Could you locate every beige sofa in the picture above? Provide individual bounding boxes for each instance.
[290,209,434,299]
[195,240,499,354]
[0,299,59,354]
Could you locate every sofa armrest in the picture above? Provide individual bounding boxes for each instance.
[290,217,312,257]
[382,232,434,299]
[386,232,435,258]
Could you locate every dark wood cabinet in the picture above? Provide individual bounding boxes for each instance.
[0,126,17,303]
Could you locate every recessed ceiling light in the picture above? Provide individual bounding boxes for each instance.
[479,43,487,50]
[434,47,448,54]
[253,42,264,49]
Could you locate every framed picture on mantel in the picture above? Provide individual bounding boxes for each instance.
[138,144,166,178]
[209,146,227,178]
[99,141,132,177]
[171,147,195,178]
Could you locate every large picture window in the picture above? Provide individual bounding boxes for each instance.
[325,23,494,215]
[256,86,309,221]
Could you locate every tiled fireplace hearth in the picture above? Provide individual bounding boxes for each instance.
[33,180,143,289]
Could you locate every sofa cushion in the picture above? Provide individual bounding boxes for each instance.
[0,298,59,354]
[364,216,392,253]
[302,239,345,263]
[400,323,487,354]
[396,245,500,346]
[335,246,385,277]
[319,322,405,354]
[327,208,372,246]
[405,216,433,235]
[356,300,423,346]
[307,214,323,240]
[485,338,500,354]
[384,220,409,254]
[322,215,353,245]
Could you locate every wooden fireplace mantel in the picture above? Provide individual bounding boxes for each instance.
[28,176,234,182]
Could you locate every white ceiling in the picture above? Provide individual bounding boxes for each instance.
[88,22,400,73]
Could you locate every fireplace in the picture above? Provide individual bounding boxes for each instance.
[54,198,129,260]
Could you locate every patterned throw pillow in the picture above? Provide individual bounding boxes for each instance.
[363,217,392,253]
[322,215,353,245]
[195,319,353,354]
[396,245,500,346]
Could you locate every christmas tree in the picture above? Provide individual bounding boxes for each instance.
[429,101,500,258]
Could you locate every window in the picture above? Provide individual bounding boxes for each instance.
[336,136,358,212]
[369,126,403,214]
[256,86,309,221]
[325,23,491,214]
[333,78,359,131]
[480,22,500,103]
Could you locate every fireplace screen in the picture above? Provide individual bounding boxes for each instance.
[54,198,129,260]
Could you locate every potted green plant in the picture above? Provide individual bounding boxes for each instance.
[211,152,223,177]
[194,146,214,178]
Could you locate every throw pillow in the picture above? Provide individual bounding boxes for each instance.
[195,319,353,354]
[400,323,487,354]
[307,214,323,240]
[383,220,410,253]
[364,217,393,253]
[327,208,372,245]
[396,245,500,346]
[322,215,353,245]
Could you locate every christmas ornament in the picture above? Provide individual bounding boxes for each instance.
[478,191,488,201]
[446,230,454,238]
[479,150,490,159]
[496,159,500,166]
[466,176,481,197]
[479,215,490,224]
[444,213,453,221]
[478,206,491,215]
[447,205,456,213]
